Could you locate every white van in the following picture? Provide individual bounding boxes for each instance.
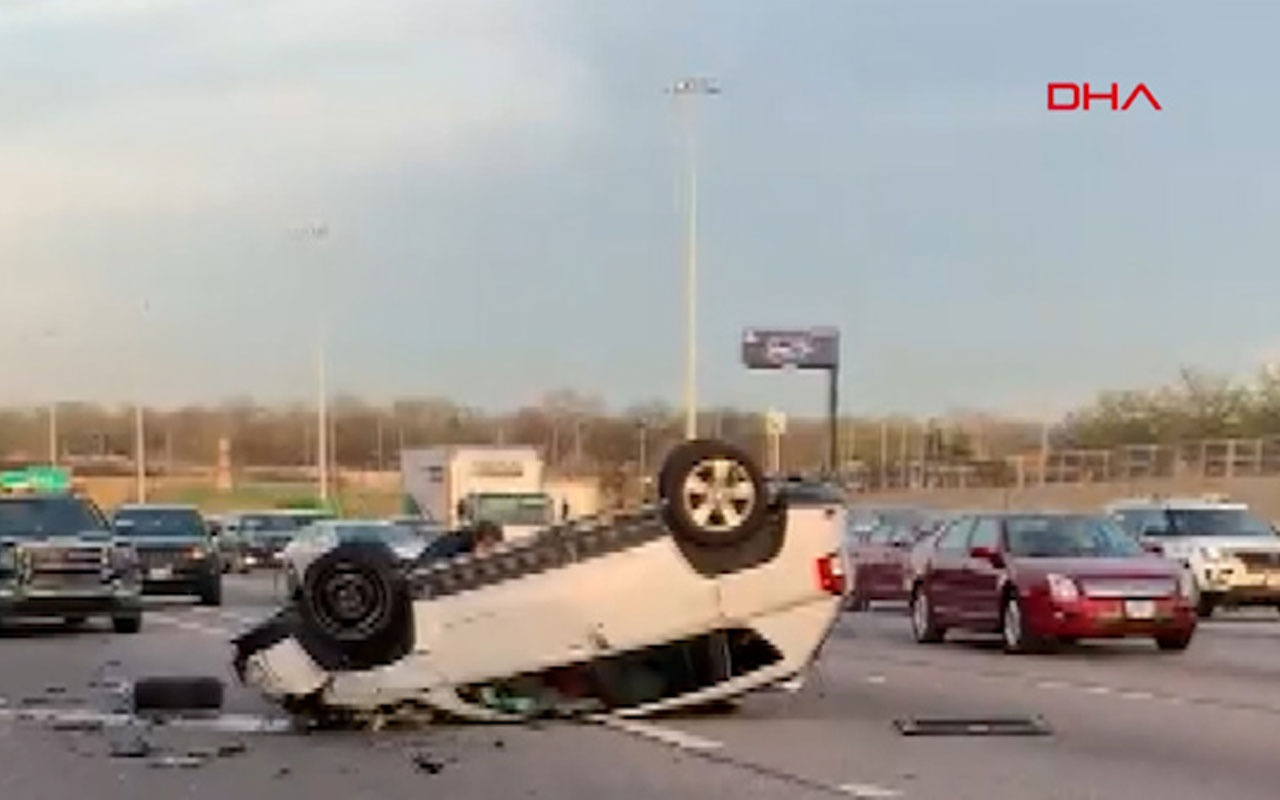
[232,438,847,722]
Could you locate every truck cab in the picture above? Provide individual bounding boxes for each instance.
[458,491,557,541]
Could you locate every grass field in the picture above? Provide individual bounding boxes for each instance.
[81,476,401,517]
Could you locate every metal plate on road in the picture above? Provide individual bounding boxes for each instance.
[1123,599,1155,619]
[893,716,1052,737]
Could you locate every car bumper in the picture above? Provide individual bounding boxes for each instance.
[243,551,286,569]
[139,563,217,594]
[1198,569,1280,603]
[1028,597,1196,639]
[0,587,142,618]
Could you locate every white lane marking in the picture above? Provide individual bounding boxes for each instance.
[592,716,723,752]
[0,705,292,733]
[147,613,231,639]
[1035,680,1067,690]
[1120,690,1154,701]
[865,675,887,684]
[1084,685,1111,695]
[840,783,903,798]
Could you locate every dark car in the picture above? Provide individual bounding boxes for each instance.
[234,512,303,570]
[0,493,143,632]
[908,511,1195,653]
[111,504,222,606]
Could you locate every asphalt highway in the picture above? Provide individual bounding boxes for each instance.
[3,579,1279,799]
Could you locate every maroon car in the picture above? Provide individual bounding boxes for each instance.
[847,514,948,610]
[908,511,1196,653]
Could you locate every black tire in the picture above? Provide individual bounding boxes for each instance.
[1000,591,1043,654]
[846,589,870,612]
[1196,594,1216,619]
[63,616,87,628]
[113,614,142,634]
[1155,630,1194,652]
[132,676,224,713]
[297,540,413,670]
[198,577,222,607]
[909,584,946,643]
[658,439,768,549]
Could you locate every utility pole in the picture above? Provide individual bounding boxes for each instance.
[48,403,58,466]
[134,302,149,502]
[135,403,147,502]
[1039,419,1050,487]
[291,221,330,503]
[878,419,888,489]
[670,76,720,440]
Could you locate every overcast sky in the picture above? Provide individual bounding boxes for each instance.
[1,0,1275,417]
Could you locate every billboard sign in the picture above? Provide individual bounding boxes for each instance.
[741,327,839,370]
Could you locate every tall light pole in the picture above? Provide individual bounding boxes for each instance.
[135,301,149,502]
[670,76,720,440]
[291,221,330,504]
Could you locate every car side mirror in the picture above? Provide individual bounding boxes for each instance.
[1142,541,1164,555]
[969,545,1005,568]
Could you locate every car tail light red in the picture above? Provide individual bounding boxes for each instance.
[816,552,845,595]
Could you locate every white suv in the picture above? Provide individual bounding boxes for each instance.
[1106,496,1280,618]
[232,439,847,723]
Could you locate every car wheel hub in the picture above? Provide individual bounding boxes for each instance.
[314,565,387,635]
[913,593,928,634]
[1004,600,1021,646]
[682,457,757,531]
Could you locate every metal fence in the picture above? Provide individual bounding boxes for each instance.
[844,436,1280,491]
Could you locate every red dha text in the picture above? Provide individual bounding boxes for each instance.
[1047,83,1162,111]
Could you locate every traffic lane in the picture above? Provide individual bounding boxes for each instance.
[0,612,277,719]
[2,700,849,799]
[657,634,1280,800]
[843,608,1280,715]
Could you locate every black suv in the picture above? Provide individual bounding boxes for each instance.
[111,504,222,606]
[0,493,143,632]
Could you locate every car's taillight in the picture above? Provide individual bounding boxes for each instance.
[816,552,845,595]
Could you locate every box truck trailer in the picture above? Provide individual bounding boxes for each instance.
[399,446,556,541]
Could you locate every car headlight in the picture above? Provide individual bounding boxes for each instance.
[1046,573,1080,603]
[187,545,208,560]
[111,545,138,571]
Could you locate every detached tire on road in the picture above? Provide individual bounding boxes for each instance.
[112,614,142,634]
[133,676,224,713]
[297,540,413,670]
[658,439,768,550]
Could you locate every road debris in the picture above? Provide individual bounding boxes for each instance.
[893,715,1053,736]
[108,733,154,758]
[411,752,446,774]
[148,754,206,769]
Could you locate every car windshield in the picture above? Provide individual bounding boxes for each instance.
[1162,508,1276,538]
[470,494,554,527]
[1004,515,1144,559]
[0,497,108,538]
[337,523,418,547]
[241,515,301,538]
[112,508,205,537]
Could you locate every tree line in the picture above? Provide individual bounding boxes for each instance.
[2,367,1268,478]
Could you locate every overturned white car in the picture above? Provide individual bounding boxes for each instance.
[232,439,847,723]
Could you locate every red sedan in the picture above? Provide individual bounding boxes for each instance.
[846,515,950,610]
[908,511,1196,653]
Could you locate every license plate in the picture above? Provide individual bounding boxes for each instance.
[1123,599,1155,619]
[149,566,173,580]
